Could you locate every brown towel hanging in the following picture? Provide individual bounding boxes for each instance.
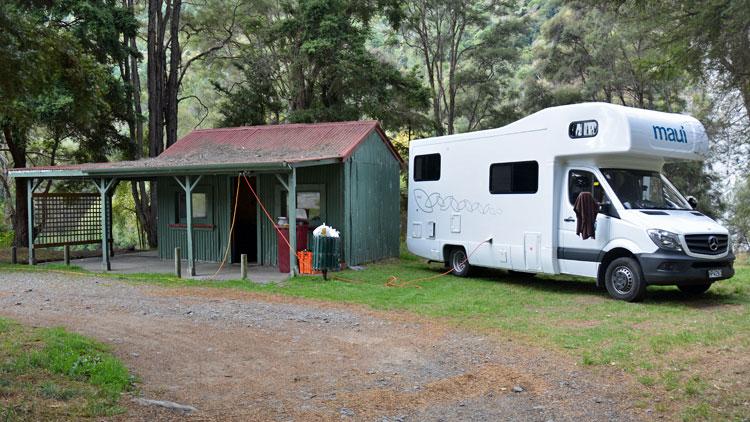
[574,191,599,240]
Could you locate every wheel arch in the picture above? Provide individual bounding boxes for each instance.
[442,243,466,265]
[597,247,637,287]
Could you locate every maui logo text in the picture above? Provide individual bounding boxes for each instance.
[652,125,688,143]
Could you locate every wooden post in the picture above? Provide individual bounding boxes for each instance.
[63,245,70,266]
[27,178,35,265]
[174,247,182,278]
[100,180,110,271]
[185,176,195,276]
[241,253,248,280]
[174,175,202,277]
[287,167,297,276]
[93,178,117,271]
[108,195,115,257]
[10,246,17,264]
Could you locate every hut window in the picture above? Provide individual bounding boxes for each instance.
[297,191,321,220]
[175,192,208,222]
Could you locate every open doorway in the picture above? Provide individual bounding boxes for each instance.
[231,176,258,263]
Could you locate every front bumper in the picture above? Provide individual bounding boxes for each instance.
[637,250,735,285]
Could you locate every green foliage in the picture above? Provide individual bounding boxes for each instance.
[0,0,136,160]
[527,1,689,112]
[0,317,131,418]
[729,175,750,250]
[663,161,726,220]
[522,0,732,224]
[0,231,13,248]
[397,0,528,134]
[111,183,142,249]
[213,0,430,132]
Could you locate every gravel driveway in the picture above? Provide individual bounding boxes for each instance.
[0,271,644,421]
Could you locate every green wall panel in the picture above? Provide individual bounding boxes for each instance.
[344,131,401,265]
[154,129,400,267]
[258,164,344,266]
[157,175,230,262]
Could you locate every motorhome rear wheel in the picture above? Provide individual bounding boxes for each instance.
[449,248,471,277]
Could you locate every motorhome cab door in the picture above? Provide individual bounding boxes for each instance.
[558,168,613,277]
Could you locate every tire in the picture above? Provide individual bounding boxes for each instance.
[449,248,471,277]
[678,283,712,295]
[604,257,647,302]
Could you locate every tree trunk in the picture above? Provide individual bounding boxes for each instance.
[3,125,29,248]
[125,0,158,248]
[165,0,181,148]
[741,84,750,123]
[147,0,165,158]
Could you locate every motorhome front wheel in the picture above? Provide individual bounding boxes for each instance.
[605,257,647,302]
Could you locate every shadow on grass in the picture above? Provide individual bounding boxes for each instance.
[645,287,746,308]
[420,261,747,307]
[418,263,608,297]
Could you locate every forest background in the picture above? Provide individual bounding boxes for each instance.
[1,0,748,250]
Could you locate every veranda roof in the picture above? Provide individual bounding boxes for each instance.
[9,120,400,178]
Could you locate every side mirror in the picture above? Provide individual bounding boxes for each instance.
[686,196,698,210]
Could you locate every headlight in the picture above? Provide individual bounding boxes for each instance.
[647,229,683,251]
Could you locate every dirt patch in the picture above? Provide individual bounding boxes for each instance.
[0,271,644,421]
[328,363,544,418]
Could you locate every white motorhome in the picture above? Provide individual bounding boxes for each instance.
[406,103,735,301]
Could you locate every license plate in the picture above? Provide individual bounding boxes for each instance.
[708,269,722,278]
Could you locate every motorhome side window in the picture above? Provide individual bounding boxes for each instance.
[568,170,606,204]
[413,153,441,181]
[489,161,538,194]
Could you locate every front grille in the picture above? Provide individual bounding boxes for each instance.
[684,234,728,255]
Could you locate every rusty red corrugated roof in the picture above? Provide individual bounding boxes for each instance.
[9,120,402,175]
[161,120,399,164]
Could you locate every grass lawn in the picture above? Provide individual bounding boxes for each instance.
[1,252,748,421]
[0,317,133,420]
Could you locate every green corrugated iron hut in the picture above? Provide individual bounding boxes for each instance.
[9,121,403,276]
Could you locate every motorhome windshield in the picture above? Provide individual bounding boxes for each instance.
[600,169,691,210]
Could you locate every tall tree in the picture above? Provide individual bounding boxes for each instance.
[147,0,241,152]
[120,0,157,247]
[582,0,750,174]
[213,0,430,132]
[399,0,525,135]
[526,1,726,214]
[527,1,688,111]
[0,0,136,247]
[728,174,750,250]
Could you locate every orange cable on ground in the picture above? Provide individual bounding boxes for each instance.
[217,171,486,286]
[333,239,491,288]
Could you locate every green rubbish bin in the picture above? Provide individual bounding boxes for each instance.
[312,236,340,280]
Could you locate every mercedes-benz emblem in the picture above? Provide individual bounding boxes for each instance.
[707,236,719,251]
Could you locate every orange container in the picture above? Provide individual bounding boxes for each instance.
[297,251,314,275]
